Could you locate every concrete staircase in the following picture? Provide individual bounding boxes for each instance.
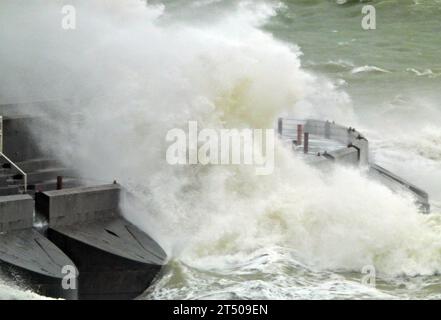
[0,158,81,196]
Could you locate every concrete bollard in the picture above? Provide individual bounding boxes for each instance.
[304,132,309,154]
[297,124,303,146]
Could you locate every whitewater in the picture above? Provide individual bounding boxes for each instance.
[1,0,441,299]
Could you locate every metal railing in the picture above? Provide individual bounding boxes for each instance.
[0,115,28,192]
[278,118,364,146]
[0,152,27,193]
[0,152,28,192]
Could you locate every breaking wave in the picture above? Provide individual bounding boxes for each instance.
[350,66,391,75]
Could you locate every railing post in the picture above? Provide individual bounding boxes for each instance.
[57,176,63,190]
[277,118,283,136]
[304,132,309,154]
[297,124,303,146]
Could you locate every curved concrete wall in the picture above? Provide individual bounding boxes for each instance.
[279,118,369,166]
[278,118,430,212]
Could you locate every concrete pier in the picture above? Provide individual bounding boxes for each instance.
[36,184,167,299]
[278,118,430,212]
[0,101,166,299]
[0,194,78,299]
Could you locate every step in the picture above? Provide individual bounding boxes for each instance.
[0,178,82,197]
[9,168,75,185]
[0,185,20,196]
[30,178,82,194]
[15,158,61,172]
[0,174,12,187]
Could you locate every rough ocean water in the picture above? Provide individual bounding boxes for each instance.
[1,0,441,299]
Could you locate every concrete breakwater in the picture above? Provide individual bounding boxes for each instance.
[36,184,167,299]
[0,102,167,299]
[278,118,430,213]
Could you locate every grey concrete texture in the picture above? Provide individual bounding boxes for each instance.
[36,184,120,226]
[0,194,33,232]
[327,147,360,165]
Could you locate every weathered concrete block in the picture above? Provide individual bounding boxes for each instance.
[36,184,120,226]
[328,147,359,165]
[351,137,369,166]
[304,120,351,145]
[0,194,34,232]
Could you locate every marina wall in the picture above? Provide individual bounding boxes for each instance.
[278,117,430,212]
[278,118,369,165]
